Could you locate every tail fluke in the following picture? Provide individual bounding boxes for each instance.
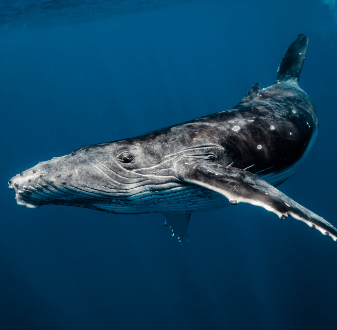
[276,34,308,83]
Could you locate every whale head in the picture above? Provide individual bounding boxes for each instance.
[8,138,174,211]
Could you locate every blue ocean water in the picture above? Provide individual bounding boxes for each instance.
[1,1,337,329]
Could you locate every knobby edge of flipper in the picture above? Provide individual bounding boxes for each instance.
[173,157,337,243]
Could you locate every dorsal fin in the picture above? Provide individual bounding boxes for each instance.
[276,34,308,83]
[164,212,191,245]
[239,83,261,104]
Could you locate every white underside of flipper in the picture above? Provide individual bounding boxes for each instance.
[173,157,337,243]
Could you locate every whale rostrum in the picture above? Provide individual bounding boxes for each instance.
[8,34,337,245]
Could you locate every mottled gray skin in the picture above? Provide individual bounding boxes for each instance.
[9,81,315,212]
[8,34,337,243]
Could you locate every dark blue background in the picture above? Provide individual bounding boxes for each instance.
[1,1,337,329]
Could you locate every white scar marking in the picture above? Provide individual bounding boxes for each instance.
[232,126,240,132]
[164,145,224,159]
[243,164,255,170]
[257,145,262,149]
[247,119,255,122]
[270,125,275,130]
[292,110,296,114]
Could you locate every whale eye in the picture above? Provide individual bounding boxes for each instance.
[117,151,134,163]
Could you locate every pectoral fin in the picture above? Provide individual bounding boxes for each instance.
[174,158,337,242]
[164,212,191,245]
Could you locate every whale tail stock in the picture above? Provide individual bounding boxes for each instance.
[276,34,308,83]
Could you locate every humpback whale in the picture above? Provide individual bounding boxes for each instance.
[8,34,337,245]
